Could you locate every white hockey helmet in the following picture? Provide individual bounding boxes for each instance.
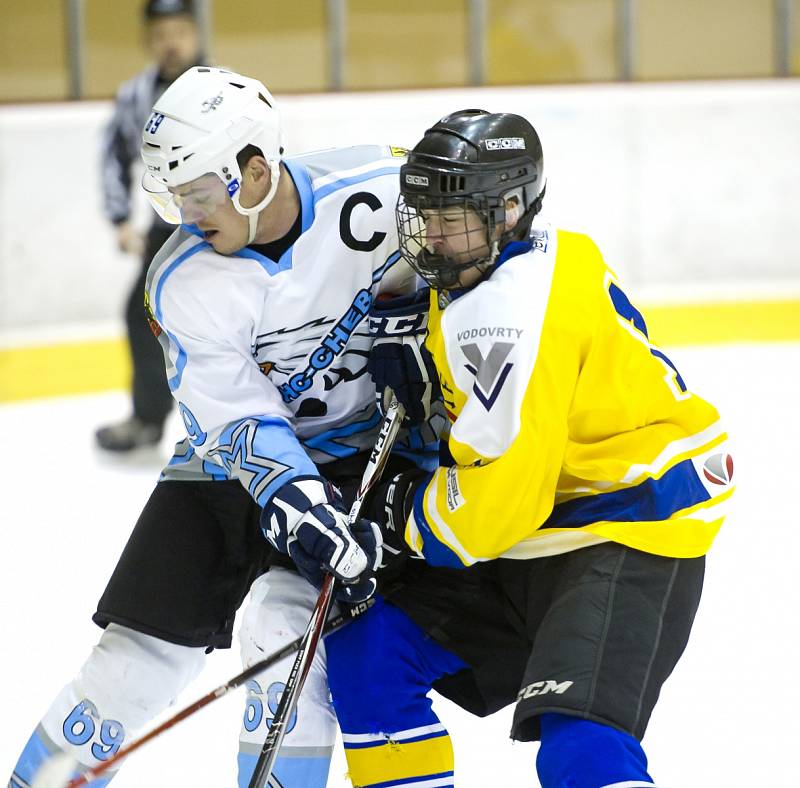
[141,66,283,243]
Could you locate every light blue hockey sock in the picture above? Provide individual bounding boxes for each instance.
[10,726,112,788]
[237,750,331,788]
[536,712,655,788]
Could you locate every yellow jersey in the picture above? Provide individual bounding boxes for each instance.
[405,223,734,567]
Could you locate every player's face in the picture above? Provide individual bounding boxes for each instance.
[167,175,248,254]
[146,16,200,80]
[149,158,273,254]
[421,207,490,288]
[182,164,276,254]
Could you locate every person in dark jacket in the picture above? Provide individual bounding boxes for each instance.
[96,0,203,451]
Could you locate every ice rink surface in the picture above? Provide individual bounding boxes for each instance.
[1,342,797,787]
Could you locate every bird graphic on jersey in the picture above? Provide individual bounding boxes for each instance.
[252,317,373,400]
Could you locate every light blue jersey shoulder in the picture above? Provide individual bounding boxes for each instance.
[286,144,406,207]
[288,144,406,181]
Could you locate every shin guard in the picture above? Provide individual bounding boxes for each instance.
[236,570,337,788]
[10,624,205,787]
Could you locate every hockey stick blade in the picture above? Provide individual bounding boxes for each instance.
[31,601,374,788]
[29,753,77,788]
[247,397,406,788]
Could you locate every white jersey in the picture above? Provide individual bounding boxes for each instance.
[145,145,417,506]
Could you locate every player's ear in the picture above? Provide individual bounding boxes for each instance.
[242,154,271,198]
[504,193,521,231]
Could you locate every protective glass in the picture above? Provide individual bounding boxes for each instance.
[396,195,497,290]
[141,171,239,226]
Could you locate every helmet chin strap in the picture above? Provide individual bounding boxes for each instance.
[234,159,282,244]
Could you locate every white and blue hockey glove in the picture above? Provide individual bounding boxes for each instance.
[262,476,383,603]
[367,289,440,424]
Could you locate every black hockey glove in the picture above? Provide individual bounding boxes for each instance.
[262,476,383,603]
[366,469,429,573]
[367,289,441,424]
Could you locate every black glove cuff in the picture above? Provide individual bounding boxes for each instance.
[368,469,427,554]
[391,469,427,523]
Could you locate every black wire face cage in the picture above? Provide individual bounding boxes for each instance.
[396,194,509,290]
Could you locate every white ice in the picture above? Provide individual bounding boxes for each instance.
[1,342,798,787]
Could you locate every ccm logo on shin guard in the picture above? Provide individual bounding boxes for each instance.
[517,679,574,700]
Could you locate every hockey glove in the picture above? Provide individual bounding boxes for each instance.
[262,476,383,603]
[368,289,441,424]
[367,469,429,572]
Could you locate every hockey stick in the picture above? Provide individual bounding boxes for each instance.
[32,601,375,788]
[247,396,406,788]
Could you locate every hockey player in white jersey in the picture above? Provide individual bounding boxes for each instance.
[9,66,426,788]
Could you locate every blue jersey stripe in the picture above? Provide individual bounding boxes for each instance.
[411,476,466,568]
[232,245,293,275]
[183,160,315,275]
[313,166,402,203]
[183,219,291,273]
[343,729,450,750]
[365,771,455,788]
[302,409,382,458]
[154,239,209,391]
[544,458,710,529]
[181,223,204,238]
[372,250,402,284]
[284,157,316,233]
[214,417,316,505]
[201,460,229,480]
[167,440,194,464]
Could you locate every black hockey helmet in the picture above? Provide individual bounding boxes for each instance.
[397,109,545,290]
[144,0,195,21]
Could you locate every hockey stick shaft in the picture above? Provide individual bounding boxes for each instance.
[247,397,406,788]
[354,396,406,508]
[61,601,372,788]
[247,573,336,788]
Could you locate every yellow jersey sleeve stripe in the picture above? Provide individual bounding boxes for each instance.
[620,421,727,484]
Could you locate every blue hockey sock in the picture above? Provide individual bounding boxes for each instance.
[10,727,112,788]
[536,713,655,788]
[326,597,467,788]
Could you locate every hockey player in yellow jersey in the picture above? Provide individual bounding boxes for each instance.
[325,109,734,788]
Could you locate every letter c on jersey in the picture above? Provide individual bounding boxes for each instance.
[339,192,387,251]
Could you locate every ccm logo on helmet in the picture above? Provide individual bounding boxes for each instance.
[201,93,224,113]
[484,137,526,150]
[405,174,429,187]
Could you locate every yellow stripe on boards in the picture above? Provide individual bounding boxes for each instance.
[0,338,130,402]
[344,732,454,788]
[1,298,799,403]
